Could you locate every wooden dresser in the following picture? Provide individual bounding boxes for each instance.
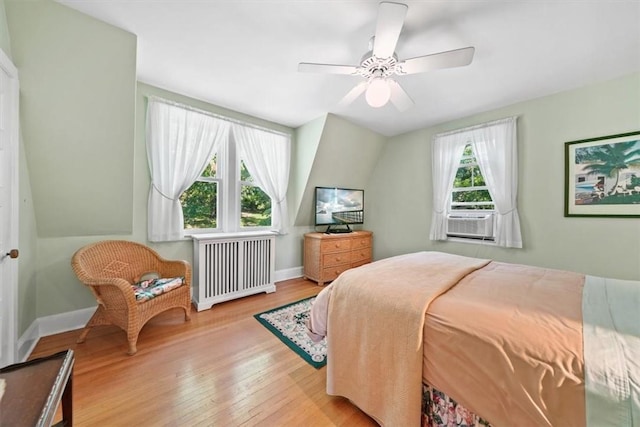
[303,230,373,286]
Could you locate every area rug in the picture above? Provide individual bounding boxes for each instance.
[254,296,327,369]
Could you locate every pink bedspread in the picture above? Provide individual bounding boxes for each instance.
[325,251,490,426]
[424,260,585,426]
[311,251,586,427]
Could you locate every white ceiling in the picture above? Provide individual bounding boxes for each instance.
[57,0,640,137]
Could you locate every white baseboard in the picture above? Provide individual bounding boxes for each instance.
[17,266,304,361]
[17,320,39,362]
[274,266,303,282]
[17,306,95,362]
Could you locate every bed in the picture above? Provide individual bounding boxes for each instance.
[307,251,640,427]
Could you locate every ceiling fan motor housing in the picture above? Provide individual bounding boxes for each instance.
[357,53,399,79]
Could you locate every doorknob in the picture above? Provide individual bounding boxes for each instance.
[5,249,18,259]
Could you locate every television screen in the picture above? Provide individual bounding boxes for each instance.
[315,187,364,226]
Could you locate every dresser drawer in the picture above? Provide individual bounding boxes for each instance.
[351,247,372,264]
[322,264,351,282]
[323,251,351,267]
[352,236,371,249]
[320,238,351,253]
[352,259,371,268]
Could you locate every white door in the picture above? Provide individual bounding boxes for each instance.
[0,48,19,368]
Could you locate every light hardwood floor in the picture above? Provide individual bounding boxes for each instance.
[30,278,377,426]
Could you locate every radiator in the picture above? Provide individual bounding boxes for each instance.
[191,232,276,311]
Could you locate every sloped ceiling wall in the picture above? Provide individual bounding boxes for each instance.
[293,113,387,227]
[6,0,136,237]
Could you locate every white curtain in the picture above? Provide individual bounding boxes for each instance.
[233,124,291,234]
[472,117,522,248]
[429,134,467,240]
[146,99,230,242]
[429,116,522,248]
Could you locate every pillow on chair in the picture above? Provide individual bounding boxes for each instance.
[132,277,185,303]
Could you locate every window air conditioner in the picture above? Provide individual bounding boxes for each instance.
[446,213,494,239]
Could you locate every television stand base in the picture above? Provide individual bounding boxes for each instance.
[325,224,352,234]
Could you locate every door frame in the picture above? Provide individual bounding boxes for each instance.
[0,47,19,367]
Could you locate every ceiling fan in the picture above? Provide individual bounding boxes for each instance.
[298,1,475,111]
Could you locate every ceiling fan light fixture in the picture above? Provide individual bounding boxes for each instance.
[365,77,391,108]
[298,2,473,112]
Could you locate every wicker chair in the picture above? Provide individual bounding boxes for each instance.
[71,240,192,355]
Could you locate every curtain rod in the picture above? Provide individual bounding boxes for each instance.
[435,116,518,138]
[146,95,291,138]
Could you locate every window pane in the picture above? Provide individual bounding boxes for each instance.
[181,181,217,229]
[454,165,488,188]
[452,189,493,203]
[241,184,271,227]
[240,160,253,182]
[202,154,217,178]
[454,166,476,187]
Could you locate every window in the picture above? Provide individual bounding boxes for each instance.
[429,117,522,248]
[181,155,219,229]
[450,144,495,211]
[146,98,290,242]
[181,139,273,233]
[240,161,272,227]
[446,143,496,241]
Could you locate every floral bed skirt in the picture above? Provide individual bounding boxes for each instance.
[422,383,492,427]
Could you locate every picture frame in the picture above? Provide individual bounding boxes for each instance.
[564,131,640,217]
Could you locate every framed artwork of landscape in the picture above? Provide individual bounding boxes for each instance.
[565,131,640,217]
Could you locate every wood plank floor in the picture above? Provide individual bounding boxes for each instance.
[30,278,377,426]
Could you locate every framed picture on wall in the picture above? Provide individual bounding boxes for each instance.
[564,130,640,217]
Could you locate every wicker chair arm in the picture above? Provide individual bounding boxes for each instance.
[81,277,136,300]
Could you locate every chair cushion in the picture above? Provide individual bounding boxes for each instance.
[132,277,185,303]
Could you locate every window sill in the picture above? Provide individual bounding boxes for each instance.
[446,236,497,246]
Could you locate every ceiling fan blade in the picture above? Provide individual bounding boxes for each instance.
[337,81,368,108]
[372,2,408,59]
[298,62,358,75]
[388,80,414,112]
[397,46,475,75]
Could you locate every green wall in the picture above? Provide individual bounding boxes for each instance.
[0,1,9,54]
[6,0,136,238]
[366,72,640,280]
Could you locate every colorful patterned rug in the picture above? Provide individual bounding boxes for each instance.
[254,296,327,369]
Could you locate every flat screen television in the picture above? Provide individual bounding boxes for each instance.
[314,186,364,233]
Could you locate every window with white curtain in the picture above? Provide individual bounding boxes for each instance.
[447,143,496,241]
[451,143,495,211]
[429,116,522,248]
[180,135,274,233]
[146,97,290,242]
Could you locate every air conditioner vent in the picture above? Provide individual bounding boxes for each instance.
[446,213,494,239]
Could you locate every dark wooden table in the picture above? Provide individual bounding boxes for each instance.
[0,349,74,426]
